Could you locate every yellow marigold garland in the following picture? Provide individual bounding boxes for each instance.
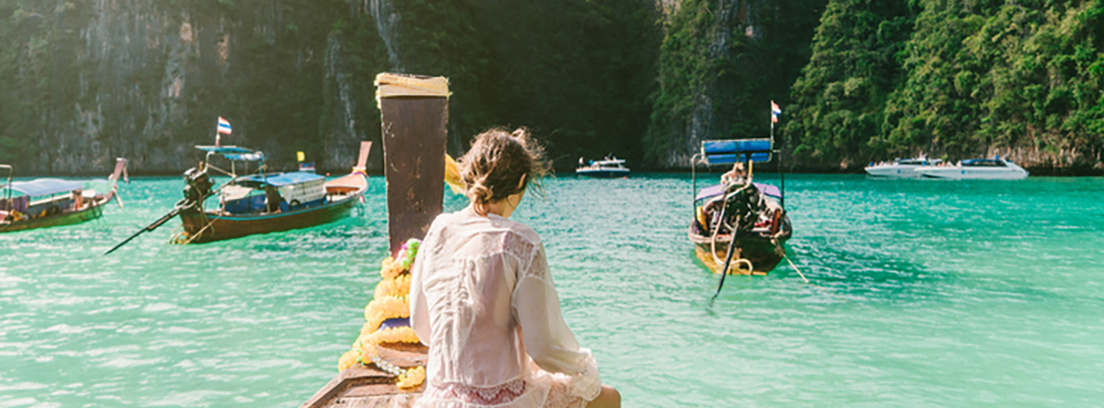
[363,295,409,333]
[374,273,411,299]
[396,366,427,389]
[338,239,426,390]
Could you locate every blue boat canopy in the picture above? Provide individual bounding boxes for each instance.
[2,178,83,197]
[702,139,773,164]
[196,145,253,154]
[195,145,264,161]
[224,152,265,162]
[238,171,324,187]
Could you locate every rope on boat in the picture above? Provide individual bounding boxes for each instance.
[783,253,809,284]
[179,212,224,245]
[731,258,754,275]
[708,183,749,265]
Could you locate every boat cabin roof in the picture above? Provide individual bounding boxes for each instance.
[896,158,942,165]
[234,171,325,188]
[961,159,1007,167]
[2,178,82,197]
[591,158,627,168]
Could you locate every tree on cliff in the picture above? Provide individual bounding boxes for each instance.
[787,0,1104,171]
[645,0,825,168]
[784,0,913,169]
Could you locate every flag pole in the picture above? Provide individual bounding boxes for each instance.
[773,103,785,209]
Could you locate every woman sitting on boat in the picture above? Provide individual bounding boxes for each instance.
[410,128,620,408]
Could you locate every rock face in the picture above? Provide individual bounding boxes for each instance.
[652,0,782,170]
[2,1,384,175]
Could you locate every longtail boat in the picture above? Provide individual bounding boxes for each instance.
[689,139,792,275]
[170,142,372,244]
[104,143,371,254]
[0,159,127,233]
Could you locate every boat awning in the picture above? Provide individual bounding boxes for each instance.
[695,184,728,201]
[695,182,781,201]
[2,179,83,197]
[239,171,325,187]
[701,139,773,164]
[195,146,265,161]
[196,145,253,154]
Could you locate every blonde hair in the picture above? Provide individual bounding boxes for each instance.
[459,127,551,215]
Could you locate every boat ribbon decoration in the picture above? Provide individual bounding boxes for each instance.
[374,73,451,108]
[338,238,426,389]
[444,154,465,195]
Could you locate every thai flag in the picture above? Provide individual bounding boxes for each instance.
[217,117,232,135]
[771,101,782,123]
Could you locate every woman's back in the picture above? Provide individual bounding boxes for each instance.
[412,207,540,386]
[410,127,617,408]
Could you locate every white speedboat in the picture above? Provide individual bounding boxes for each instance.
[915,158,1028,180]
[864,157,943,178]
[576,157,630,178]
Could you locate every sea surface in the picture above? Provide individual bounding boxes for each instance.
[1,174,1102,407]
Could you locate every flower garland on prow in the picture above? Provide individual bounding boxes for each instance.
[338,238,427,390]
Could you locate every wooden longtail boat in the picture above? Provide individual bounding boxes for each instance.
[689,139,792,275]
[0,159,127,233]
[170,143,371,244]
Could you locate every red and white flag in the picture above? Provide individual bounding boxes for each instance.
[217,117,232,135]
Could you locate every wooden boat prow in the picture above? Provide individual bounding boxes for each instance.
[303,73,447,408]
[301,344,427,408]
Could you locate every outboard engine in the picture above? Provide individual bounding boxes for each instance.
[720,184,765,232]
[182,167,215,203]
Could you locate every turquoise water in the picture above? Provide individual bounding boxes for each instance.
[2,174,1102,407]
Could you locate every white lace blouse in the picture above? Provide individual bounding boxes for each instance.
[410,207,601,408]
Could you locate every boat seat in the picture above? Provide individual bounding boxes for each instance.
[702,139,772,164]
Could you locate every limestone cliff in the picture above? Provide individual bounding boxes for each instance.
[0,0,385,175]
[647,0,824,169]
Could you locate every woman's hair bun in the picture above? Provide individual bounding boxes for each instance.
[467,183,492,204]
[458,127,551,214]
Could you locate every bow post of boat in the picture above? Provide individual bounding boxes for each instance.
[301,73,448,408]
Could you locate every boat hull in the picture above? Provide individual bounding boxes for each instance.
[576,169,630,178]
[179,194,360,243]
[915,166,1028,180]
[0,193,112,233]
[864,165,924,178]
[689,219,791,275]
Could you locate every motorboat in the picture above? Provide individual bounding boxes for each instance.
[915,158,1028,180]
[864,157,943,178]
[576,157,630,178]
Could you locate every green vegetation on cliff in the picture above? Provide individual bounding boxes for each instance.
[646,0,825,166]
[2,0,1101,173]
[787,0,1104,171]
